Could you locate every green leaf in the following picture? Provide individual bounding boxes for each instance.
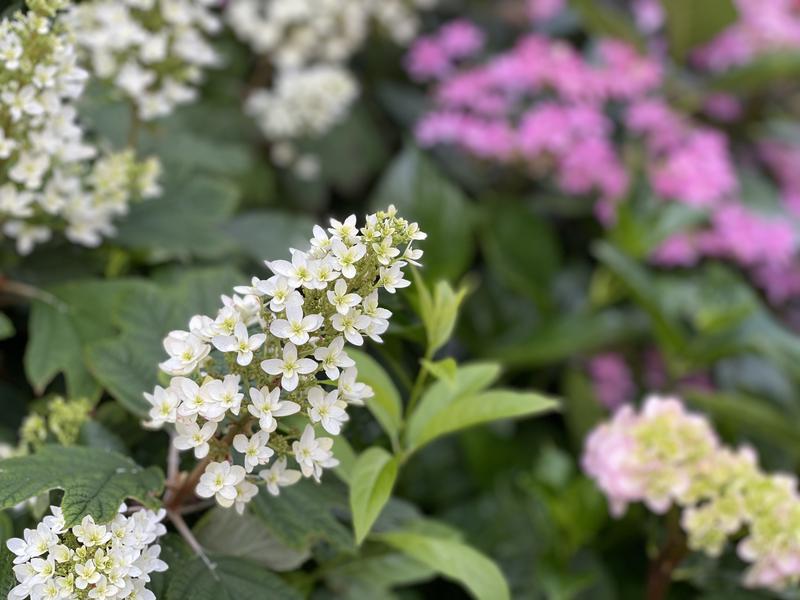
[479,201,561,306]
[250,479,354,553]
[709,52,800,93]
[194,507,310,571]
[350,448,399,545]
[594,242,688,352]
[331,435,357,484]
[348,350,403,447]
[0,545,14,599]
[24,280,153,399]
[87,269,245,415]
[420,357,458,384]
[25,300,89,396]
[407,389,559,453]
[325,551,435,597]
[661,0,738,62]
[114,174,239,260]
[165,555,302,600]
[570,0,645,49]
[684,390,800,460]
[0,313,14,340]
[415,275,469,356]
[370,145,474,282]
[376,530,510,600]
[224,211,315,264]
[487,309,648,368]
[405,362,501,450]
[0,446,163,526]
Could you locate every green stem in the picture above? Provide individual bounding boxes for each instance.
[405,349,433,418]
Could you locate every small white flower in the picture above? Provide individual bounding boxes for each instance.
[233,431,274,472]
[331,239,366,279]
[266,250,314,288]
[331,308,371,346]
[313,336,354,380]
[74,560,100,590]
[143,385,179,427]
[329,215,359,242]
[259,457,302,496]
[196,461,247,508]
[259,275,304,312]
[73,517,111,549]
[326,278,361,315]
[159,331,210,376]
[373,236,400,265]
[260,342,317,391]
[174,420,217,459]
[269,304,323,345]
[338,367,374,405]
[212,321,266,366]
[172,377,225,422]
[233,480,259,514]
[307,387,349,435]
[379,263,410,293]
[204,374,243,416]
[247,386,300,432]
[292,425,339,482]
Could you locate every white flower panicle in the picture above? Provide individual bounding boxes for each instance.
[227,0,437,176]
[245,65,358,151]
[6,504,167,600]
[64,0,221,121]
[0,3,161,254]
[227,0,435,69]
[146,207,425,512]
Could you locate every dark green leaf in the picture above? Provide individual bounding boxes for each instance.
[165,555,302,600]
[370,146,474,282]
[0,446,163,526]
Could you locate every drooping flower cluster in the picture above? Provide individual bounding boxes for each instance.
[226,0,436,176]
[145,207,424,511]
[64,0,220,120]
[6,504,167,600]
[584,396,800,591]
[0,3,161,254]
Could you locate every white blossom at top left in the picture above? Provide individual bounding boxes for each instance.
[0,1,162,254]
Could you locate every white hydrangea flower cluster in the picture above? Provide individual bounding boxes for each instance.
[6,504,167,600]
[0,3,161,254]
[245,65,358,175]
[583,395,800,591]
[227,0,436,177]
[227,0,435,68]
[146,207,425,512]
[64,0,220,121]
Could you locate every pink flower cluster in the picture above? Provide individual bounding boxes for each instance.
[410,30,662,204]
[584,395,800,591]
[405,19,485,81]
[695,0,800,71]
[583,395,719,517]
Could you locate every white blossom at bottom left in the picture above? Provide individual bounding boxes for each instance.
[5,504,167,600]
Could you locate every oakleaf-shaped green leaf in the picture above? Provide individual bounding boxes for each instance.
[350,448,399,545]
[0,446,164,526]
